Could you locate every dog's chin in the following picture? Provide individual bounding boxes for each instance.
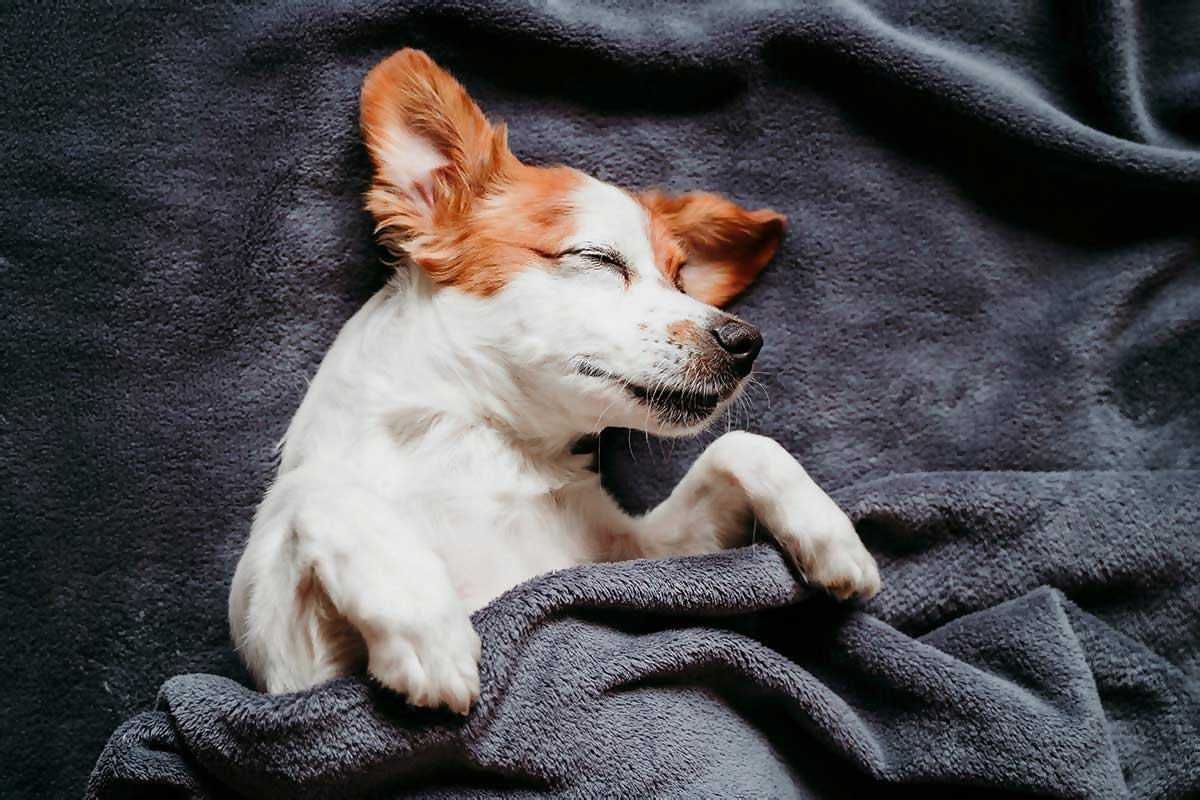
[633,383,734,435]
[575,362,742,436]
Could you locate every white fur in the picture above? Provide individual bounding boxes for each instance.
[229,171,879,715]
[372,122,448,218]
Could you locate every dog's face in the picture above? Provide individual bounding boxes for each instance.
[361,50,785,435]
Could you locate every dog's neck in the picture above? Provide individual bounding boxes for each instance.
[357,268,597,476]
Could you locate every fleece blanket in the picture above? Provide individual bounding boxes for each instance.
[0,0,1196,797]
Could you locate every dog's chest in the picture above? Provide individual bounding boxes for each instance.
[432,477,607,612]
[393,437,613,612]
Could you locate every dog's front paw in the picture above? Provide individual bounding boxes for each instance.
[778,507,881,601]
[804,527,881,600]
[367,614,482,715]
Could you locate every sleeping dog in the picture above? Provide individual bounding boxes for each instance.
[229,49,880,714]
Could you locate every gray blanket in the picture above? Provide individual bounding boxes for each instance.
[90,473,1200,798]
[1,1,1197,797]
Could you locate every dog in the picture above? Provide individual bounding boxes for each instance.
[229,49,880,715]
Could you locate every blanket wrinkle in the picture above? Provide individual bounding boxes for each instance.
[92,563,1175,799]
[1080,0,1160,145]
[761,1,1200,186]
[2,1,1198,797]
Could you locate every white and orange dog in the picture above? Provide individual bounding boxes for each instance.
[230,50,880,714]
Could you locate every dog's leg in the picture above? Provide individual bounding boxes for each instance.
[294,486,481,713]
[631,431,880,599]
[241,482,480,714]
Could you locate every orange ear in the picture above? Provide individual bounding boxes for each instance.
[360,49,517,264]
[641,191,785,307]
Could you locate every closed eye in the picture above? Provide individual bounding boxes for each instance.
[562,245,630,283]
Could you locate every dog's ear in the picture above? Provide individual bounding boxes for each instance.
[641,191,785,307]
[360,49,517,263]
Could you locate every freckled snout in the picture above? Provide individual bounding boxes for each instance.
[711,319,763,376]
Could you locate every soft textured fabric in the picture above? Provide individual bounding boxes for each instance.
[0,1,1197,797]
[88,473,1200,799]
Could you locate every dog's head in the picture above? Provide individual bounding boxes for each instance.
[360,50,785,436]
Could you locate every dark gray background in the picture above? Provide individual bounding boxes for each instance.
[2,1,1198,797]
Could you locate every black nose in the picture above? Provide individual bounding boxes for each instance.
[712,319,763,374]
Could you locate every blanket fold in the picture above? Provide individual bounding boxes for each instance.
[88,472,1200,799]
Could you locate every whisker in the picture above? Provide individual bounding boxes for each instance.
[748,376,772,411]
[593,396,621,433]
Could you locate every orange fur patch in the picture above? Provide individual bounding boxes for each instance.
[666,319,701,346]
[360,49,581,295]
[641,191,786,307]
[642,202,687,288]
[360,50,785,300]
[413,163,583,295]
